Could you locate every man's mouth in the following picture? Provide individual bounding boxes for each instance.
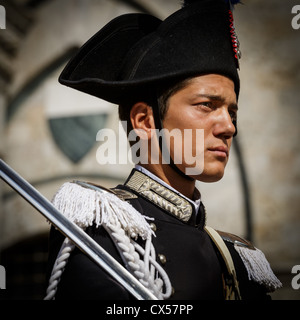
[207,146,229,158]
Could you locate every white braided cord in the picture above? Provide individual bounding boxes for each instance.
[44,238,75,300]
[107,222,172,299]
[45,226,172,300]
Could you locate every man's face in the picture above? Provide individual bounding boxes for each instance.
[162,74,238,182]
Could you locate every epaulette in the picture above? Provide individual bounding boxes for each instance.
[110,187,138,201]
[216,229,282,292]
[217,230,255,250]
[76,181,138,201]
[51,181,153,240]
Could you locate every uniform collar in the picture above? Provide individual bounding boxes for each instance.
[135,165,201,210]
[124,166,206,226]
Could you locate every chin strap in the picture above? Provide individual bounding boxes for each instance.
[151,100,194,181]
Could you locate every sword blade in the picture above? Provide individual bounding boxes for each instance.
[0,159,157,300]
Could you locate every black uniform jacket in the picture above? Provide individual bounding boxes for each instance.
[46,169,270,300]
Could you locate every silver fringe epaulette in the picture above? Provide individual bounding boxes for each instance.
[218,231,282,292]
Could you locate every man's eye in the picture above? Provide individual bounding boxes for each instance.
[196,102,213,109]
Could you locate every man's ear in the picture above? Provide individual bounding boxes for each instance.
[130,102,156,139]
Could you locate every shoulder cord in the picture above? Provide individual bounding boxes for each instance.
[44,237,75,300]
[205,226,242,300]
[44,222,172,300]
[107,222,172,299]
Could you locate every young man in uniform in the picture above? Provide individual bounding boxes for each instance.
[45,0,282,300]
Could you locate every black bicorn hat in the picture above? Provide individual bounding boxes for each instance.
[59,0,241,104]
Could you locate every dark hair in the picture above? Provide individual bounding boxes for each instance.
[118,77,193,136]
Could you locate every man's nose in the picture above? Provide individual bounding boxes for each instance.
[212,108,236,138]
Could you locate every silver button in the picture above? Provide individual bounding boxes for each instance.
[171,287,175,296]
[158,254,167,265]
[149,223,157,232]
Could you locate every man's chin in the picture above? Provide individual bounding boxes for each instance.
[191,170,225,183]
